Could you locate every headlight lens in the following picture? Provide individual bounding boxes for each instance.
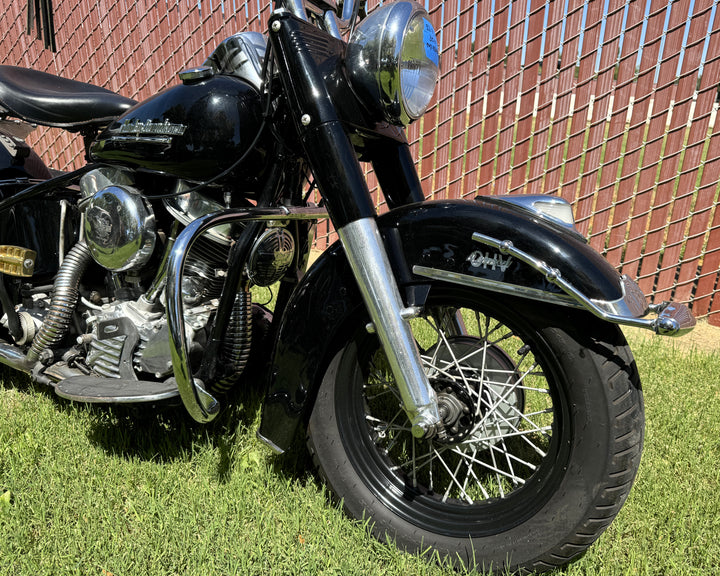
[399,15,439,119]
[347,2,439,126]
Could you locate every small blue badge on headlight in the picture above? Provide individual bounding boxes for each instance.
[423,19,439,67]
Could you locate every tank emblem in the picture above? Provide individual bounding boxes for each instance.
[467,250,512,272]
[118,119,187,136]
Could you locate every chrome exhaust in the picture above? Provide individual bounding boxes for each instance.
[0,341,34,373]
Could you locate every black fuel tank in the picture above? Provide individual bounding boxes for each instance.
[90,74,268,185]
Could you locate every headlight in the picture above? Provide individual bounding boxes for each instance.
[347,1,439,126]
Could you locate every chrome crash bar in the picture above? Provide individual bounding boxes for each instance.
[166,205,328,423]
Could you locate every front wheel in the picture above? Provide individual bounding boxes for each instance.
[307,286,644,573]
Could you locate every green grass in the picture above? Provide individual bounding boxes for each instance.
[561,331,720,576]
[1,328,719,575]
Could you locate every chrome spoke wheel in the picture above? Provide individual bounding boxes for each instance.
[308,286,644,572]
[363,307,552,504]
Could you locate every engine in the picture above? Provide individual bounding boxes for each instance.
[6,166,295,391]
[0,33,294,396]
[83,298,211,380]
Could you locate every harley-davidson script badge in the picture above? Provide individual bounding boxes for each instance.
[118,119,187,136]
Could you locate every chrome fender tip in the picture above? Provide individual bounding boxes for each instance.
[650,302,697,337]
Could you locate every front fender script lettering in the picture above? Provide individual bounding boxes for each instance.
[467,250,513,272]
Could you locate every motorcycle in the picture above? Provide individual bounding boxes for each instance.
[0,0,697,572]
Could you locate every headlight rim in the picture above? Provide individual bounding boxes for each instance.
[346,1,439,127]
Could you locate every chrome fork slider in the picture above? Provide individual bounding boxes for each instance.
[338,218,440,438]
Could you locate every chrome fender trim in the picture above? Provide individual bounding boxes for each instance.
[416,232,695,337]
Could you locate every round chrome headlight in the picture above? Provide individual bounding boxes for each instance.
[347,1,439,126]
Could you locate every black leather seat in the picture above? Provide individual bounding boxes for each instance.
[0,66,136,130]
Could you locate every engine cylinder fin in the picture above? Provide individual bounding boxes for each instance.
[181,234,231,304]
[86,335,125,379]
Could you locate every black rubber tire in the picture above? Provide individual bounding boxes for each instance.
[307,286,644,574]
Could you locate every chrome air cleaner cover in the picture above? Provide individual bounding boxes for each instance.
[84,185,156,271]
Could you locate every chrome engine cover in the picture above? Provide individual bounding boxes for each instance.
[84,185,156,272]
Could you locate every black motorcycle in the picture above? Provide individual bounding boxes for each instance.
[0,0,696,572]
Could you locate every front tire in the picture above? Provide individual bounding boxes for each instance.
[307,286,644,573]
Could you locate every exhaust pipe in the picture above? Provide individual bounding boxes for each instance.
[0,341,34,373]
[26,241,92,363]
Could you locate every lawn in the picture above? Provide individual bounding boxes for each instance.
[0,323,718,575]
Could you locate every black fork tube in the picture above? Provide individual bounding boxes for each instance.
[268,12,374,227]
[370,140,426,208]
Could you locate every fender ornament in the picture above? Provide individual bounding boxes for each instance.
[467,250,513,272]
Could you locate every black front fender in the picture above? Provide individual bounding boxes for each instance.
[257,198,624,452]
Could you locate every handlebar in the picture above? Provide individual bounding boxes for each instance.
[280,0,363,38]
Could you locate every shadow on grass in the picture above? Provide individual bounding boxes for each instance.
[85,387,264,459]
[0,363,315,483]
[0,364,37,394]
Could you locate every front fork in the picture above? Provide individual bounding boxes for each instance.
[267,10,441,437]
[338,218,441,438]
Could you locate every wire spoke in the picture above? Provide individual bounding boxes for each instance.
[433,446,475,503]
[460,445,491,500]
[451,447,529,486]
[363,304,556,504]
[461,425,553,447]
[389,443,446,474]
[486,442,540,472]
[366,417,413,440]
